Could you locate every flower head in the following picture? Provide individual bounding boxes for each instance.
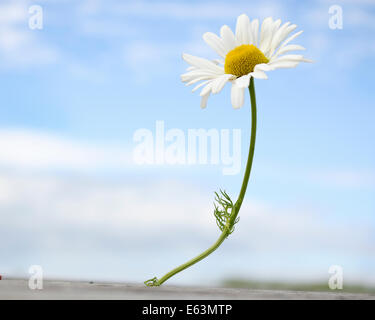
[181,14,311,109]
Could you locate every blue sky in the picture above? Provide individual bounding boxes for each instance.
[0,0,374,287]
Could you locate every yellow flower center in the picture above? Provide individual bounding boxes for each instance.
[224,44,269,77]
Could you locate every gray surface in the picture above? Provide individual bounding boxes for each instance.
[0,279,374,300]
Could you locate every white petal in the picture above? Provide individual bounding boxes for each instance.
[272,19,282,34]
[277,30,303,52]
[267,60,300,69]
[250,19,259,46]
[182,53,224,74]
[235,14,251,45]
[181,70,219,83]
[182,75,205,84]
[259,17,273,52]
[250,70,268,79]
[254,63,274,72]
[301,58,314,63]
[235,74,251,88]
[185,75,214,86]
[203,32,227,58]
[192,80,210,92]
[272,44,305,59]
[231,83,245,109]
[200,82,213,97]
[182,69,217,78]
[262,19,282,57]
[211,74,232,94]
[274,19,282,29]
[266,22,292,57]
[271,54,305,62]
[272,24,296,53]
[260,18,273,42]
[200,92,210,109]
[220,25,237,52]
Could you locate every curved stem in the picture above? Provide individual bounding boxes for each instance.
[231,76,257,223]
[144,78,257,287]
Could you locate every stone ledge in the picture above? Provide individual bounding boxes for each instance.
[0,279,374,300]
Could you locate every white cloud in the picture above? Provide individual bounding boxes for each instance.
[0,129,132,171]
[0,172,211,231]
[0,166,373,284]
[0,0,59,68]
[0,1,26,24]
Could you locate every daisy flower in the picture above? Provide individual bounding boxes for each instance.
[145,14,311,287]
[181,14,311,109]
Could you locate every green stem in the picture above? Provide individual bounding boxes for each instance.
[144,77,257,287]
[231,77,257,223]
